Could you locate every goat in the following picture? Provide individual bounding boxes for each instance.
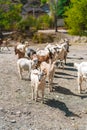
[0,38,11,51]
[56,38,70,66]
[63,38,69,53]
[28,50,52,68]
[36,48,55,66]
[74,62,87,93]
[44,44,59,62]
[40,61,56,92]
[26,47,36,59]
[31,69,46,103]
[26,44,56,67]
[14,43,29,59]
[55,45,66,69]
[44,44,57,55]
[17,58,36,80]
[61,38,70,64]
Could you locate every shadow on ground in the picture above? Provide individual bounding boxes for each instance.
[45,99,80,117]
[53,85,87,99]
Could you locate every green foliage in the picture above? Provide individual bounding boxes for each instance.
[58,0,70,17]
[0,0,22,30]
[41,0,47,5]
[17,14,53,31]
[47,0,70,32]
[17,15,37,31]
[48,0,69,18]
[64,0,87,35]
[36,14,53,29]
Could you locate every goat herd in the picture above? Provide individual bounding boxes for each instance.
[1,37,86,103]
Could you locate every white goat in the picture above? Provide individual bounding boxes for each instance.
[17,58,36,80]
[31,69,46,103]
[45,44,56,55]
[40,61,56,92]
[74,62,87,93]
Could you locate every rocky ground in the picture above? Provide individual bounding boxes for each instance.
[0,42,87,130]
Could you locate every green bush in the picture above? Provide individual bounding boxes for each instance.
[0,1,22,31]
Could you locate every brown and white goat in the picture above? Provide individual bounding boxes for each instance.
[31,48,56,68]
[55,39,69,69]
[40,61,56,92]
[14,42,29,59]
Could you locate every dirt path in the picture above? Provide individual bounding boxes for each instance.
[0,44,87,130]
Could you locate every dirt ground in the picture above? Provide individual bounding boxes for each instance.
[0,42,87,130]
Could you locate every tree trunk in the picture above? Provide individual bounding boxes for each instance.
[55,15,58,32]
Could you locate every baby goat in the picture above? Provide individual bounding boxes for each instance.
[31,69,46,103]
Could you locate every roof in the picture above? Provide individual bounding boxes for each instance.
[40,4,50,13]
[24,7,44,12]
[22,1,50,15]
[24,1,40,7]
[22,2,46,15]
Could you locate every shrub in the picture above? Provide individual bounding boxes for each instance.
[32,32,54,43]
[36,14,53,30]
[17,15,37,31]
[64,0,87,35]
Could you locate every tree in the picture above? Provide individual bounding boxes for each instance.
[57,0,70,18]
[37,14,53,29]
[0,0,22,30]
[41,0,47,5]
[47,0,70,32]
[48,0,59,32]
[64,0,87,35]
